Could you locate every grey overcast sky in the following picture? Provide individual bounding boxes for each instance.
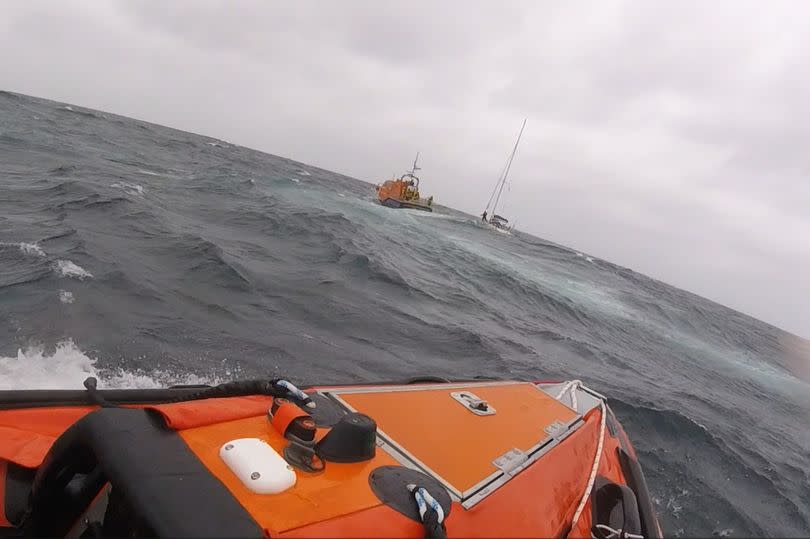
[2,1,809,338]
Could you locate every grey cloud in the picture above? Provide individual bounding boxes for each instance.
[1,0,808,337]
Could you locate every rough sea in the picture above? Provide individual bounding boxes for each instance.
[1,91,808,537]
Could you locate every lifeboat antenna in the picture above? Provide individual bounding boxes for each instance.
[408,152,421,175]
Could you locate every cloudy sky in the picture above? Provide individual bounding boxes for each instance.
[2,0,809,337]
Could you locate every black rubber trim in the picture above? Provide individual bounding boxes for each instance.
[590,476,641,537]
[617,447,662,539]
[369,466,451,523]
[0,387,212,409]
[25,408,264,538]
[3,463,34,526]
[404,376,451,384]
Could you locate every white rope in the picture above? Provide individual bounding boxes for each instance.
[407,484,445,524]
[592,524,644,539]
[570,399,606,533]
[554,380,607,537]
[555,379,582,410]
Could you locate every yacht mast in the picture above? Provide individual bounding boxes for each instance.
[491,118,527,215]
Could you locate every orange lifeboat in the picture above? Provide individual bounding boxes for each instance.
[0,376,661,538]
[376,153,434,212]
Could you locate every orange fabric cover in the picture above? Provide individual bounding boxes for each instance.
[0,396,274,468]
[147,395,274,430]
[0,407,96,468]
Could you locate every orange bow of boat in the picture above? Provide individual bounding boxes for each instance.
[0,378,661,538]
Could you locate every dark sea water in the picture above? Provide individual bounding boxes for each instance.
[1,91,808,537]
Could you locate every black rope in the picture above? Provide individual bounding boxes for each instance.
[82,377,311,408]
[163,379,288,404]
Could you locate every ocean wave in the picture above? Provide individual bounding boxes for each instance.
[170,235,252,290]
[58,104,101,119]
[111,181,146,196]
[53,259,93,279]
[59,290,75,304]
[48,165,80,176]
[610,398,810,536]
[55,192,130,211]
[12,180,77,195]
[337,251,416,293]
[19,242,45,257]
[40,229,77,243]
[0,243,53,290]
[0,242,46,257]
[0,340,221,390]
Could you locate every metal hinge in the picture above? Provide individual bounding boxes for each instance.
[545,420,567,438]
[492,448,528,475]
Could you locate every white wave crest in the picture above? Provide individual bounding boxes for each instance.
[136,169,161,176]
[0,340,224,390]
[54,259,93,279]
[19,242,46,256]
[59,290,75,304]
[1,241,46,257]
[0,341,95,390]
[296,170,311,176]
[289,177,300,183]
[111,181,145,196]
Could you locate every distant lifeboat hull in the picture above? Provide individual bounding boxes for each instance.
[380,197,434,212]
[376,177,434,212]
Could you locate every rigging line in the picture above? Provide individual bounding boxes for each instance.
[485,153,512,213]
[491,118,526,215]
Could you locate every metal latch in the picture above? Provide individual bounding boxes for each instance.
[450,391,496,415]
[493,448,528,475]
